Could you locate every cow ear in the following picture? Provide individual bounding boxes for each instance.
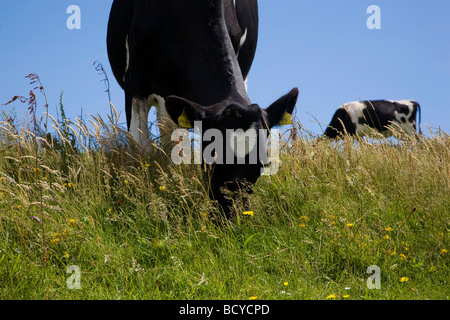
[264,88,299,128]
[165,96,204,128]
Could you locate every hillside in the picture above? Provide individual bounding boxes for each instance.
[0,110,448,300]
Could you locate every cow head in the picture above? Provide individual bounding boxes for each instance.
[165,88,299,218]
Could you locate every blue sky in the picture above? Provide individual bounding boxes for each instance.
[1,0,449,136]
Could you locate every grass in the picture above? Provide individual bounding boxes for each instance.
[0,97,448,300]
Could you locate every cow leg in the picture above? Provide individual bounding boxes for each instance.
[150,94,178,148]
[129,96,152,150]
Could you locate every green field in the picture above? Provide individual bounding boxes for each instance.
[0,107,448,300]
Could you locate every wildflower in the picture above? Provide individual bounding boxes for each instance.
[243,211,254,217]
[68,219,76,227]
[299,216,310,222]
[144,163,151,167]
[400,277,409,283]
[50,238,59,245]
[385,227,393,232]
[346,223,354,227]
[440,249,447,255]
[402,241,409,251]
[33,167,40,173]
[283,282,289,286]
[299,223,306,228]
[124,179,129,184]
[383,235,390,240]
[64,182,74,189]
[343,295,350,299]
[63,252,70,259]
[249,296,258,300]
[159,186,166,191]
[326,294,336,300]
[400,254,407,261]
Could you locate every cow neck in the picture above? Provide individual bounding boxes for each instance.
[179,1,250,107]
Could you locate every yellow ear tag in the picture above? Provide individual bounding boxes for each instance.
[278,111,293,126]
[178,108,192,128]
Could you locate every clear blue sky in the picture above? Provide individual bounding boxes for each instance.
[1,0,449,136]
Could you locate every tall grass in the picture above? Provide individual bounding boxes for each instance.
[0,90,448,299]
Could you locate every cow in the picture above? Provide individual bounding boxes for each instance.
[323,100,421,139]
[106,0,299,217]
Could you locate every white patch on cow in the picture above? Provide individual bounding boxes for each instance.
[150,94,178,146]
[342,101,371,136]
[236,28,248,58]
[129,94,179,150]
[229,122,258,159]
[123,34,130,82]
[129,97,151,148]
[240,28,248,48]
[392,100,416,135]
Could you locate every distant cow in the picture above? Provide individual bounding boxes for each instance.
[107,0,298,217]
[323,100,422,139]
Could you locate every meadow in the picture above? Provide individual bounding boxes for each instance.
[0,88,448,300]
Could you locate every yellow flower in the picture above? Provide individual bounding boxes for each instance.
[440,249,447,255]
[144,163,151,167]
[385,227,393,232]
[383,235,390,240]
[63,252,70,259]
[124,179,128,184]
[400,277,409,282]
[299,216,310,222]
[299,223,306,228]
[50,238,59,245]
[326,294,336,300]
[68,219,76,226]
[346,223,354,227]
[243,211,254,217]
[283,282,289,286]
[159,186,166,191]
[343,295,350,299]
[400,254,407,261]
[249,296,258,300]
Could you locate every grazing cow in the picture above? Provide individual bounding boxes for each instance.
[107,0,299,217]
[323,100,421,139]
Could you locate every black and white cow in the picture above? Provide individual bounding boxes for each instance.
[107,0,299,217]
[323,100,421,139]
